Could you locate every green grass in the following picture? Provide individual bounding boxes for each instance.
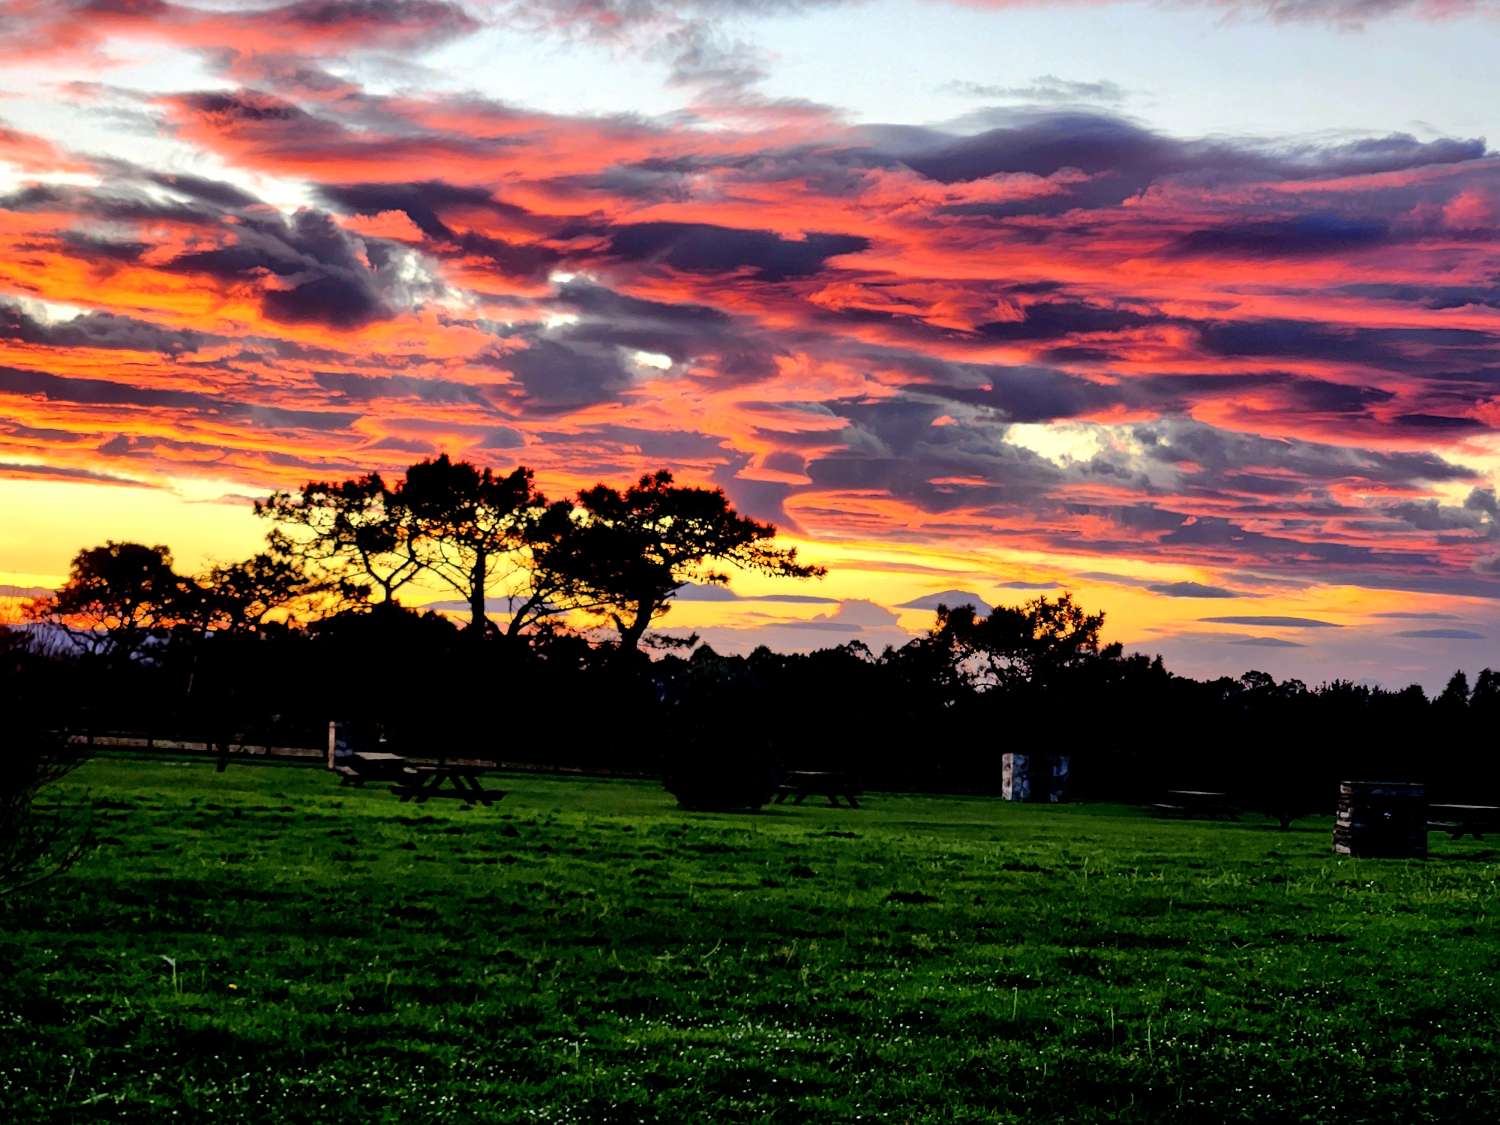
[3,757,1499,1122]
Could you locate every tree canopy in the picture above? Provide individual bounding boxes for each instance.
[36,542,193,660]
[255,460,823,651]
[923,592,1111,693]
[256,472,414,606]
[397,455,546,634]
[566,470,825,653]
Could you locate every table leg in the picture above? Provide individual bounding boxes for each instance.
[459,773,490,807]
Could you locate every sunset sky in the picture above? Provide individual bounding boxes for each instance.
[2,0,1499,688]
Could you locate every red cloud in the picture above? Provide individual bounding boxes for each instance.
[1,23,1498,602]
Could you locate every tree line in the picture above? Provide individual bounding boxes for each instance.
[6,452,1500,811]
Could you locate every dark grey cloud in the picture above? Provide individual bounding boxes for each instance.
[890,111,1179,192]
[662,22,768,90]
[976,300,1163,342]
[557,279,732,330]
[862,111,1485,218]
[900,358,1403,431]
[316,181,524,239]
[1164,215,1391,258]
[1148,581,1241,598]
[605,222,868,280]
[1078,571,1242,597]
[1395,628,1486,639]
[1195,318,1498,370]
[807,393,1068,512]
[674,582,838,604]
[167,208,392,328]
[1338,280,1500,312]
[1471,553,1500,578]
[896,589,990,610]
[1380,497,1495,537]
[0,363,356,430]
[551,279,779,384]
[147,170,262,209]
[0,301,215,354]
[1201,615,1343,627]
[484,336,636,411]
[479,425,526,449]
[0,460,160,487]
[1133,417,1474,489]
[316,180,559,279]
[1391,413,1487,433]
[277,0,480,43]
[312,370,499,408]
[0,181,220,226]
[55,231,151,263]
[1136,372,1395,417]
[897,359,1121,424]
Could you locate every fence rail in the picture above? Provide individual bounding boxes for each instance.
[72,734,323,761]
[70,734,656,778]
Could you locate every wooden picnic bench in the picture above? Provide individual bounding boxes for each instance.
[334,751,413,786]
[1428,803,1500,840]
[774,770,861,808]
[1151,790,1239,819]
[391,762,507,808]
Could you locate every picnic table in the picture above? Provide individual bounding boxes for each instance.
[1152,790,1238,819]
[391,762,507,808]
[1429,803,1500,840]
[774,770,861,808]
[333,751,412,786]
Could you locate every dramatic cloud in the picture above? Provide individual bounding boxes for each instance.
[1,0,1498,685]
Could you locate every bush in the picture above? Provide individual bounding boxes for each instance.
[1,702,92,899]
[660,648,777,812]
[663,757,778,812]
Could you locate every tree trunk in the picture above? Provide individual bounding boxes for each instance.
[468,553,487,633]
[616,602,654,654]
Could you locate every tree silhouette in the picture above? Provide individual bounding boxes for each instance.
[1472,668,1500,714]
[193,533,343,634]
[0,699,92,899]
[566,471,825,654]
[927,592,1109,692]
[494,497,593,640]
[34,542,194,662]
[256,473,417,606]
[397,455,545,634]
[1437,669,1471,714]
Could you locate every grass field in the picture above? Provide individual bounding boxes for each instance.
[4,756,1499,1123]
